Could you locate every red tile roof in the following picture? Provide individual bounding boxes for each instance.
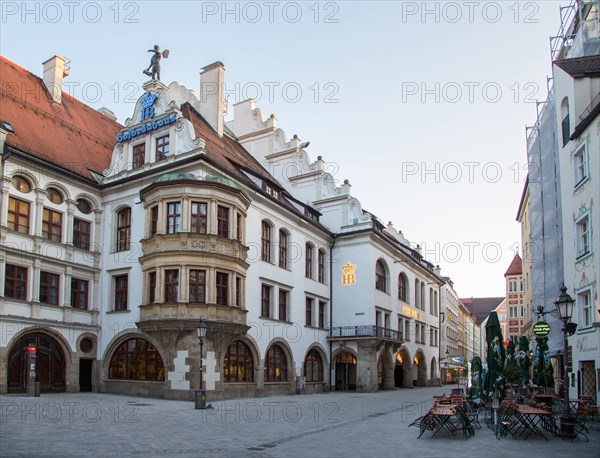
[180,103,278,184]
[0,56,121,181]
[460,297,505,324]
[504,254,522,276]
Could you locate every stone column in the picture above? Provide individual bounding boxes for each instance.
[0,180,10,227]
[356,340,378,392]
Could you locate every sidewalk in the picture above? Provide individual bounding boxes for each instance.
[1,386,598,457]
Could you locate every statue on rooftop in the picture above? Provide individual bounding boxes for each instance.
[143,45,169,81]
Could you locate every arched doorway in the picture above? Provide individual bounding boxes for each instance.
[394,352,404,387]
[335,351,357,391]
[413,351,427,387]
[8,333,66,393]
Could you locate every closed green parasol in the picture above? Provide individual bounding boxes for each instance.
[470,356,483,400]
[517,336,530,385]
[484,311,505,400]
[534,336,554,388]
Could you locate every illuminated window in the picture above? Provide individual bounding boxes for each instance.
[265,345,287,382]
[8,197,30,234]
[13,175,32,193]
[47,187,63,204]
[108,338,165,381]
[224,341,254,383]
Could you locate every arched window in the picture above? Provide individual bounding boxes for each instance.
[415,279,420,308]
[265,344,287,382]
[279,229,288,269]
[398,274,408,302]
[47,187,64,204]
[224,341,254,382]
[305,243,314,279]
[76,198,92,214]
[318,249,326,283]
[561,97,570,146]
[108,338,165,381]
[375,260,387,292]
[304,349,323,382]
[429,287,434,314]
[261,221,272,262]
[13,175,32,193]
[116,208,131,251]
[420,282,425,310]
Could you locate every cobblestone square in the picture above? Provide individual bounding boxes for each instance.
[2,387,598,457]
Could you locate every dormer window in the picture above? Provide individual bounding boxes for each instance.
[263,182,280,199]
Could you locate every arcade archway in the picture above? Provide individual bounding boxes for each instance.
[7,332,66,393]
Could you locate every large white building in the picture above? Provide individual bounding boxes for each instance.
[0,54,444,398]
[517,0,599,403]
[553,5,599,403]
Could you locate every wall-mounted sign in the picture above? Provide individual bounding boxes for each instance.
[452,356,464,364]
[342,262,356,286]
[402,306,422,321]
[116,114,177,143]
[140,91,158,121]
[533,321,550,337]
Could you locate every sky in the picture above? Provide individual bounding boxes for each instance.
[1,0,568,297]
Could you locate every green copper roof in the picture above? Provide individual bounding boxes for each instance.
[205,176,239,189]
[154,172,198,182]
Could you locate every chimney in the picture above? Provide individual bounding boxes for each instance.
[434,265,442,277]
[42,55,68,104]
[199,61,225,137]
[97,107,117,122]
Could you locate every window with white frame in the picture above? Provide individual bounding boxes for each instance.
[579,289,593,328]
[573,144,587,187]
[576,214,590,258]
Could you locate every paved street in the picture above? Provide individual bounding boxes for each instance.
[1,386,598,457]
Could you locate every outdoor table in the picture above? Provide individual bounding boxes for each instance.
[427,405,460,438]
[516,405,557,440]
[533,395,556,410]
[569,398,592,411]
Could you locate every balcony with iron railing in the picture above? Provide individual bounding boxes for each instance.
[329,325,403,342]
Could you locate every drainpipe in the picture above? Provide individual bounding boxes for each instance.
[328,235,336,391]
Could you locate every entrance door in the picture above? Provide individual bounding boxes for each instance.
[8,333,66,393]
[335,352,357,390]
[79,359,93,392]
[394,364,404,387]
[581,361,597,403]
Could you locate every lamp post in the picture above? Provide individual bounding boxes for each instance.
[554,284,575,438]
[195,319,207,410]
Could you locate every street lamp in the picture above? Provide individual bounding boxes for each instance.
[554,284,575,438]
[195,319,207,410]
